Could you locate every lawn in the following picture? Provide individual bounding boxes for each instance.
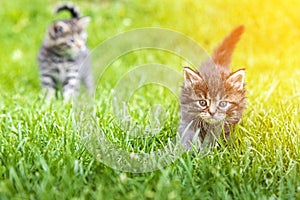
[0,0,300,199]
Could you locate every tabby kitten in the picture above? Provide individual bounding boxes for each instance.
[179,25,246,150]
[37,4,94,101]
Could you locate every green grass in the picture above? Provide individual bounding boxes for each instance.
[1,0,300,199]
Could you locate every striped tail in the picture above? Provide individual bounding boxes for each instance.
[212,25,245,69]
[56,4,81,18]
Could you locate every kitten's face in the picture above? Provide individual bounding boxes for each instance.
[45,17,90,56]
[181,66,246,125]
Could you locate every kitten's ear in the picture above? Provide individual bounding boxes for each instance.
[49,21,68,38]
[183,67,203,87]
[78,16,90,28]
[226,69,245,90]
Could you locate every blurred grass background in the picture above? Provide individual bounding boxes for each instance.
[0,0,299,199]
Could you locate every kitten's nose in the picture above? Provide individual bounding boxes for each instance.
[208,107,217,116]
[209,111,215,116]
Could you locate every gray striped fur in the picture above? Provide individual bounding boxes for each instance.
[37,4,94,101]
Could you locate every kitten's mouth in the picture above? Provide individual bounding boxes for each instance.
[202,117,224,124]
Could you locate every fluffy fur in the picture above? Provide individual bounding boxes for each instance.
[37,4,94,101]
[179,25,246,150]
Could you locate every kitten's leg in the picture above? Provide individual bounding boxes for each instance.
[41,75,56,100]
[63,75,80,102]
[82,70,95,94]
[80,58,95,94]
[179,122,201,151]
[223,123,231,141]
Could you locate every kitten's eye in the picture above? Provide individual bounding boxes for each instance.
[199,100,207,107]
[218,101,228,108]
[69,39,75,43]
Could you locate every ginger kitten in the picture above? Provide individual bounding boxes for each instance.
[179,25,246,150]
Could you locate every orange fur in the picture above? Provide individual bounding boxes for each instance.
[212,25,244,69]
